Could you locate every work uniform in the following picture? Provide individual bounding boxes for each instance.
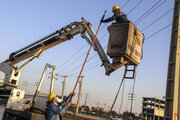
[47,97,70,120]
[102,11,128,23]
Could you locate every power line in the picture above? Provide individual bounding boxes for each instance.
[130,67,137,113]
[59,49,88,74]
[68,62,101,76]
[127,0,144,15]
[142,8,173,31]
[57,23,109,72]
[99,23,109,33]
[119,78,126,114]
[60,33,108,75]
[83,63,101,72]
[135,0,168,25]
[84,60,99,69]
[121,0,132,10]
[134,0,163,24]
[57,43,87,69]
[145,23,172,40]
[66,44,108,75]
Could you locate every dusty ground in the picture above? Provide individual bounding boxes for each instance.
[63,111,108,120]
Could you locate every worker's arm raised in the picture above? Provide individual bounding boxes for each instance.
[48,103,68,114]
[101,16,114,23]
[58,92,75,107]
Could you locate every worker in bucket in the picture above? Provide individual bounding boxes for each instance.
[101,5,128,23]
[47,92,75,120]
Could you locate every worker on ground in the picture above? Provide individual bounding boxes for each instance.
[101,5,128,23]
[47,92,75,120]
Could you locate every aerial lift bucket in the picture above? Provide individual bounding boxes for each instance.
[107,21,144,69]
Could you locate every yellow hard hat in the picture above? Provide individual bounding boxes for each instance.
[48,93,56,101]
[112,5,120,12]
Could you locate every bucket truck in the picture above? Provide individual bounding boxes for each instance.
[0,18,143,119]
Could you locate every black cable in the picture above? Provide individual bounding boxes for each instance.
[142,8,173,31]
[130,67,137,113]
[134,0,162,24]
[61,33,108,75]
[110,76,125,113]
[67,57,99,75]
[68,63,101,76]
[127,0,144,15]
[83,63,101,72]
[57,43,87,69]
[66,45,107,75]
[135,0,168,25]
[57,22,109,71]
[121,0,132,10]
[119,78,126,114]
[99,23,109,33]
[59,49,88,73]
[145,23,172,40]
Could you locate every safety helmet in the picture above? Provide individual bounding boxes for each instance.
[48,93,56,101]
[112,5,120,12]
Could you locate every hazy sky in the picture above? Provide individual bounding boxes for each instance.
[0,0,174,114]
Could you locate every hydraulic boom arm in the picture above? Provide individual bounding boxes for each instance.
[0,18,113,87]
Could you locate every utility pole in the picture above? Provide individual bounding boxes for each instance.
[97,102,100,108]
[75,76,84,114]
[126,87,131,112]
[165,0,180,120]
[129,93,135,113]
[84,93,88,106]
[61,76,67,100]
[129,76,136,114]
[104,103,106,110]
[48,65,56,94]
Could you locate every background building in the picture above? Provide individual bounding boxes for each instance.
[142,97,165,120]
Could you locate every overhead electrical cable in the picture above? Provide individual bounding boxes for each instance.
[141,8,173,31]
[135,0,168,25]
[121,0,132,10]
[119,79,126,114]
[127,0,144,15]
[60,33,108,75]
[145,23,172,40]
[134,0,162,24]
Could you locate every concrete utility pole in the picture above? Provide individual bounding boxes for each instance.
[165,0,180,119]
[75,76,84,114]
[97,102,100,108]
[61,76,67,100]
[84,93,88,106]
[49,65,56,94]
[104,103,106,109]
[126,87,131,112]
[129,93,135,113]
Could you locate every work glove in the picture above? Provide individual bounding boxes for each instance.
[68,92,75,98]
[68,92,75,102]
[67,102,71,107]
[101,19,104,23]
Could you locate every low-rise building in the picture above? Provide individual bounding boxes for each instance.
[142,97,165,120]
